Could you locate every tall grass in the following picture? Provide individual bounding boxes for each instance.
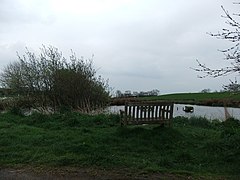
[0,112,239,178]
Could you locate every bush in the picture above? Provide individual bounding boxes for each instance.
[0,45,110,112]
[188,117,212,128]
[173,116,212,128]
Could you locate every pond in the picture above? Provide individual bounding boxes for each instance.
[107,104,240,121]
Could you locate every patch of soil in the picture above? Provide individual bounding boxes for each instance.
[0,167,194,180]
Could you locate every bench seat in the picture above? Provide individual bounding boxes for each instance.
[120,101,174,126]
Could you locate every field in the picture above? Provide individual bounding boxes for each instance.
[111,92,240,106]
[142,92,240,100]
[0,111,240,179]
[138,92,240,107]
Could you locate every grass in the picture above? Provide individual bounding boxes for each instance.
[0,111,240,178]
[138,92,240,107]
[140,92,240,101]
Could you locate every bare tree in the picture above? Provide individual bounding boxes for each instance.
[115,90,122,98]
[223,78,240,92]
[194,2,240,78]
[201,88,211,93]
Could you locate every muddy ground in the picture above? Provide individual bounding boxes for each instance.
[0,167,195,180]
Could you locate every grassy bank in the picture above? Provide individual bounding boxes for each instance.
[111,92,240,106]
[0,112,240,178]
[141,91,240,100]
[138,92,240,107]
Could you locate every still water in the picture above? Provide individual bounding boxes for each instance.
[107,104,240,121]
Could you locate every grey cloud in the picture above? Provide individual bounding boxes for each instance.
[0,0,55,25]
[0,0,237,93]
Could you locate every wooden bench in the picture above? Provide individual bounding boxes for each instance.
[120,101,174,126]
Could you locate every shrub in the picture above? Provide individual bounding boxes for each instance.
[0,46,110,112]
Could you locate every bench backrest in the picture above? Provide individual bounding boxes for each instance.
[121,101,174,125]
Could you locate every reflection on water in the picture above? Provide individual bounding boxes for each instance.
[174,104,240,121]
[107,104,240,121]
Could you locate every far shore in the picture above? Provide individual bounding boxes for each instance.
[110,92,240,108]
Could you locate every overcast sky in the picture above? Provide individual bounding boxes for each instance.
[0,0,238,94]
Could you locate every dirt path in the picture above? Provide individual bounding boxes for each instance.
[0,167,192,180]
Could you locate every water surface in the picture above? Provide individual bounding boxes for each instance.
[108,104,240,121]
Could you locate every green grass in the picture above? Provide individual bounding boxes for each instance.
[139,92,240,106]
[0,112,240,178]
[141,92,240,101]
